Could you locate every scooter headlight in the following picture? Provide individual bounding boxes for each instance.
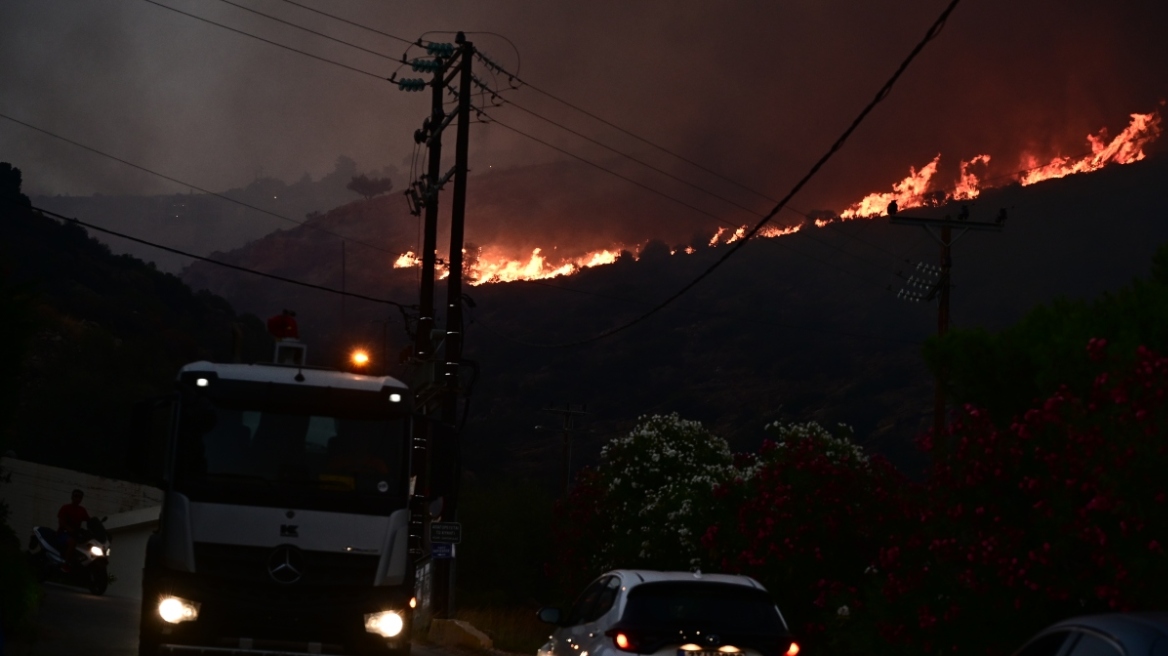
[364,610,404,637]
[158,596,200,624]
[89,545,105,557]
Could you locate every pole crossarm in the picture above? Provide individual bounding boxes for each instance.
[888,216,1003,231]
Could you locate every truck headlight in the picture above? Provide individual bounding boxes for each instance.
[158,596,200,624]
[364,611,404,637]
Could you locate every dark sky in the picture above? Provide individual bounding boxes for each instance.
[2,0,1166,220]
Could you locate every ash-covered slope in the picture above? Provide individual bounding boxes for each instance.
[179,155,1168,483]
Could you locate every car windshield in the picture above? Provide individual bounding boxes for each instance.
[621,582,786,633]
[174,391,408,510]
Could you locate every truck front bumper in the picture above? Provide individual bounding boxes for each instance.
[143,571,412,655]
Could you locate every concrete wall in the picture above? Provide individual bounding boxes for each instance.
[0,457,162,599]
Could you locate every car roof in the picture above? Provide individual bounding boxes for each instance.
[1017,613,1168,656]
[607,569,766,590]
[180,361,409,391]
[1046,613,1168,636]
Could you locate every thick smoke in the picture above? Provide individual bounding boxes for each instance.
[1,0,1166,251]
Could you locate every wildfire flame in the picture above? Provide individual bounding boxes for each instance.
[838,155,941,220]
[708,227,726,246]
[393,251,420,269]
[834,109,1162,221]
[759,224,803,238]
[392,108,1161,285]
[1020,111,1162,185]
[953,154,991,201]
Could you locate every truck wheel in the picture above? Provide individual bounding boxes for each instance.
[88,563,109,595]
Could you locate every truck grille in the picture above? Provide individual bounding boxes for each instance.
[193,543,379,587]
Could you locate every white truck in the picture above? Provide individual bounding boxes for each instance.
[135,358,418,656]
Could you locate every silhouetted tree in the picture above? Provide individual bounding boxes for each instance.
[346,174,394,200]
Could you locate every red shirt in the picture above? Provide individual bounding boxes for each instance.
[58,503,90,533]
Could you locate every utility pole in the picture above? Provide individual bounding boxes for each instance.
[543,404,590,496]
[396,34,474,623]
[890,203,1006,437]
[443,33,473,425]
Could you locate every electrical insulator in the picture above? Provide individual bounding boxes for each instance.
[397,78,426,92]
[413,129,426,144]
[410,58,442,73]
[426,43,455,58]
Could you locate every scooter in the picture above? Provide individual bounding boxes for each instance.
[28,517,112,595]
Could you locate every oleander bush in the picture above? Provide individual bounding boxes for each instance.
[551,340,1168,655]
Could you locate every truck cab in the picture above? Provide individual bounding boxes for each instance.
[138,360,416,656]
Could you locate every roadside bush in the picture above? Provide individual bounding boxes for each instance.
[862,339,1168,655]
[549,414,734,595]
[598,413,735,570]
[704,421,913,653]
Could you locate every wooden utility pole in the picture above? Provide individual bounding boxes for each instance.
[397,32,475,622]
[543,404,590,496]
[443,33,473,420]
[890,205,1004,437]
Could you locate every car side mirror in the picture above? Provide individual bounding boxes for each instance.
[538,607,562,625]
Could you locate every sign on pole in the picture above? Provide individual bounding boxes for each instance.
[431,542,455,560]
[429,521,462,544]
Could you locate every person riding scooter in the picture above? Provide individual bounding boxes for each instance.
[57,489,90,571]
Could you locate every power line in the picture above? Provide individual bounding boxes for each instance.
[511,0,963,346]
[474,81,767,218]
[475,83,912,279]
[477,109,895,292]
[276,0,418,46]
[213,0,410,63]
[140,0,389,81]
[481,111,730,224]
[21,203,415,309]
[0,111,399,257]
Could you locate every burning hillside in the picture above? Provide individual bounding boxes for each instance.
[836,109,1163,221]
[393,108,1162,286]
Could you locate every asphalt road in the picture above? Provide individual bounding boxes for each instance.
[7,584,140,656]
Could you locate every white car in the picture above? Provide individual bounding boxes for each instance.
[537,570,798,656]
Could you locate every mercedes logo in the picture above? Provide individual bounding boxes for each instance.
[267,545,303,584]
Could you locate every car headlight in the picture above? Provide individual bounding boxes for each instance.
[364,611,404,637]
[158,596,200,624]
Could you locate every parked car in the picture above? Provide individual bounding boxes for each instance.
[1013,613,1168,656]
[538,570,797,656]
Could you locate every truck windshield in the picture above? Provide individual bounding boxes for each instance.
[174,390,408,513]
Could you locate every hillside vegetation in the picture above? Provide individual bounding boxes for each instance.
[0,162,271,478]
